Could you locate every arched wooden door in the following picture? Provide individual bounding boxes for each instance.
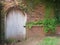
[5,9,27,40]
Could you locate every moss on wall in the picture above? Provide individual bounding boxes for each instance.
[0,1,5,44]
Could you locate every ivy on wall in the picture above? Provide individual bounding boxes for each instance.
[26,20,43,28]
[54,0,60,25]
[0,0,60,43]
[0,1,5,44]
[26,0,57,33]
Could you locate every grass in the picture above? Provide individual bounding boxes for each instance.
[38,37,60,45]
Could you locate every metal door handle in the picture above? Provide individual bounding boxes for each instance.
[24,26,26,27]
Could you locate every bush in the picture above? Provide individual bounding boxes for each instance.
[43,18,56,33]
[38,37,60,45]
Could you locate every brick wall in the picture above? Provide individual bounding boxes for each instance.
[27,4,45,22]
[26,26,45,38]
[56,26,60,35]
[26,4,45,38]
[26,4,60,38]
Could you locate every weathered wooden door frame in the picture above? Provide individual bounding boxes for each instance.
[4,8,27,40]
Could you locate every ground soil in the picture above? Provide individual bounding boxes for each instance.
[14,36,44,45]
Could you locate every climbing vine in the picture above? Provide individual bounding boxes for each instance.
[0,0,60,43]
[54,0,60,25]
[26,0,57,33]
[0,1,5,44]
[26,20,43,28]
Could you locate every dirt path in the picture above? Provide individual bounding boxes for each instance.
[15,36,43,45]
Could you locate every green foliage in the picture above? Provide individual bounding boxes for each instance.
[26,18,56,33]
[38,37,60,45]
[25,0,55,8]
[43,18,56,33]
[26,20,43,28]
[54,1,60,25]
[45,6,51,18]
[5,39,16,43]
[43,0,56,33]
[0,1,5,44]
[25,0,57,34]
[26,0,42,8]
